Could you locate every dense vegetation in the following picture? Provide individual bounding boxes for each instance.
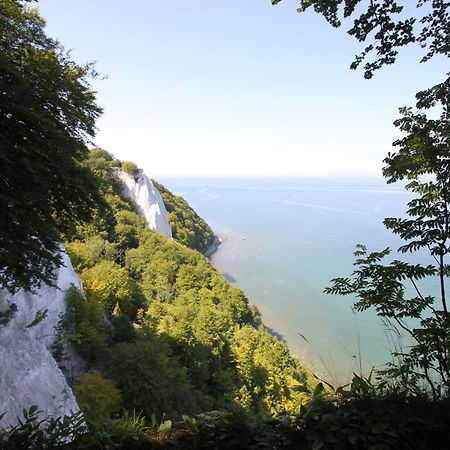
[1,2,449,449]
[0,0,103,293]
[62,149,311,423]
[2,394,450,450]
[152,180,215,254]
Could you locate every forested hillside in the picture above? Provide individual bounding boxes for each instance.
[63,149,311,422]
[152,180,215,254]
[2,1,449,448]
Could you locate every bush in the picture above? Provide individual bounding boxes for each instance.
[74,372,122,428]
[54,286,108,364]
[121,161,139,175]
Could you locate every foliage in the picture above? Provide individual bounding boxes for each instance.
[121,160,139,175]
[231,325,309,416]
[66,236,117,273]
[326,77,450,397]
[81,260,144,319]
[110,410,146,436]
[5,396,450,449]
[109,337,205,419]
[53,286,108,364]
[62,149,310,420]
[297,394,450,450]
[152,180,215,253]
[73,372,122,428]
[272,0,450,79]
[0,0,103,293]
[0,406,86,450]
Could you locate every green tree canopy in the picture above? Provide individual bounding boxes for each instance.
[82,260,144,319]
[0,0,102,292]
[152,180,215,254]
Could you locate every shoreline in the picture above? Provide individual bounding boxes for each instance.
[206,232,329,384]
[204,235,224,259]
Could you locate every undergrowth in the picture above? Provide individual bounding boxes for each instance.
[2,394,449,450]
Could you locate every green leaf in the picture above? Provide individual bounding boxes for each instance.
[313,383,325,397]
[293,384,311,394]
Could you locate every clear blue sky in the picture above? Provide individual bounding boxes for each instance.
[38,0,447,177]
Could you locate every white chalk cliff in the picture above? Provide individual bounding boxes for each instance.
[113,168,172,238]
[0,169,172,430]
[0,249,81,429]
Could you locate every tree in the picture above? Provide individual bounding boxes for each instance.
[74,372,122,428]
[272,0,449,79]
[0,0,102,293]
[81,260,144,319]
[326,79,450,397]
[274,0,450,396]
[110,337,204,419]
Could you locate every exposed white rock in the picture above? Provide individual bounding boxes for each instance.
[0,249,81,429]
[113,168,172,238]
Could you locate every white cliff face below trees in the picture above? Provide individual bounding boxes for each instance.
[114,168,172,238]
[0,169,172,430]
[0,250,81,429]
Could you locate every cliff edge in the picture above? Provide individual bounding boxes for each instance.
[0,249,81,429]
[113,168,172,238]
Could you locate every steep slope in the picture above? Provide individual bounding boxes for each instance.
[113,168,172,238]
[152,179,215,254]
[0,249,81,428]
[64,151,311,420]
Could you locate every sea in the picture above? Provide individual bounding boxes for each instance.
[158,177,438,386]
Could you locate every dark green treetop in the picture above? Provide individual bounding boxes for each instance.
[0,0,102,292]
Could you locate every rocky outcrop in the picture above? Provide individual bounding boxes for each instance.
[0,249,81,429]
[0,170,172,429]
[113,168,172,238]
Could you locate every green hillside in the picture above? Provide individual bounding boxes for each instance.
[63,149,312,422]
[152,180,215,254]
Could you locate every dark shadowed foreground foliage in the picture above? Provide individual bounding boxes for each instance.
[1,396,450,450]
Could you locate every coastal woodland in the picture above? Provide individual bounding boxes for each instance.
[63,148,311,421]
[1,0,450,449]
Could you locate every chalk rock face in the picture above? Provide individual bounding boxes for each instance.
[0,249,81,429]
[114,168,172,238]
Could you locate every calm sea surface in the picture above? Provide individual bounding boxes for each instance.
[158,177,437,385]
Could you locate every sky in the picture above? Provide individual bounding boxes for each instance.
[37,0,447,177]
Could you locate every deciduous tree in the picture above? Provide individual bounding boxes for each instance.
[0,0,102,292]
[278,0,450,396]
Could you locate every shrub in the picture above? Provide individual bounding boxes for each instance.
[121,161,139,175]
[54,286,108,364]
[74,372,122,428]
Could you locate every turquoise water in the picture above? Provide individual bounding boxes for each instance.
[158,177,435,385]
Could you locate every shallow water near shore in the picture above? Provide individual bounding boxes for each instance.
[158,177,437,385]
